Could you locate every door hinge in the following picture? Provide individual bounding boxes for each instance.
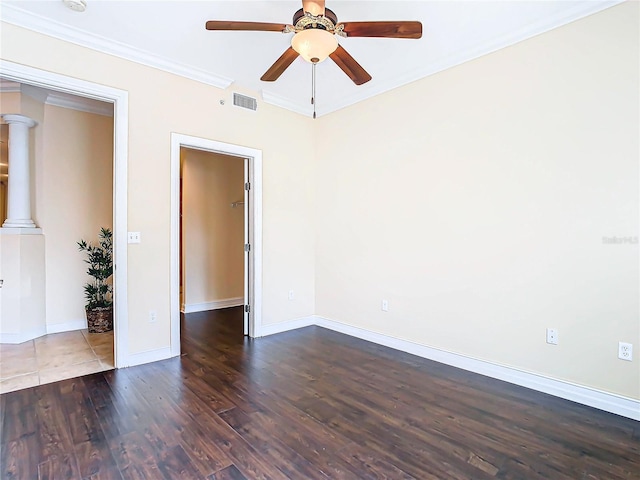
[245,304,251,313]
[244,243,251,252]
[245,182,251,191]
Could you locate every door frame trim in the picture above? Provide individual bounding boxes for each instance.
[170,134,263,354]
[0,59,129,367]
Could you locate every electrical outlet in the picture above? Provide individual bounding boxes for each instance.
[149,310,157,323]
[618,342,633,361]
[546,328,558,345]
[381,299,389,312]
[288,290,294,301]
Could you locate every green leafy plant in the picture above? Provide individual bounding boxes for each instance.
[77,227,113,310]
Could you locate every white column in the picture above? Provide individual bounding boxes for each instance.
[1,114,37,228]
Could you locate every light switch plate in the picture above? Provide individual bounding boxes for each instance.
[128,232,141,244]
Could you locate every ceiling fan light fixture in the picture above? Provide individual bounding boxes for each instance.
[291,28,338,63]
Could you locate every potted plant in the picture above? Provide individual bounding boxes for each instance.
[78,227,113,333]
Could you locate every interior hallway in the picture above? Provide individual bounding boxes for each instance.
[0,329,114,394]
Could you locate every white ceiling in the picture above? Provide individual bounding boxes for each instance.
[0,0,623,117]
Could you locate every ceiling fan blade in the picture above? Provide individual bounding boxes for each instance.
[205,21,289,32]
[338,21,422,39]
[302,0,325,16]
[261,47,300,82]
[329,45,372,86]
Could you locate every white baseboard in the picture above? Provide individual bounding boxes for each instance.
[46,319,87,334]
[312,316,640,421]
[259,315,316,337]
[0,327,47,344]
[1,319,94,342]
[123,346,175,368]
[0,325,47,344]
[182,297,243,314]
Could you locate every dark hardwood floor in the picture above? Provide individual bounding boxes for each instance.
[1,307,638,479]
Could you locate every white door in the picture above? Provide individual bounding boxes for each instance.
[243,158,250,336]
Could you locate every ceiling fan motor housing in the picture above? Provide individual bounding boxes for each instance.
[293,8,338,31]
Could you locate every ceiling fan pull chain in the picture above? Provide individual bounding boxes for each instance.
[312,62,317,119]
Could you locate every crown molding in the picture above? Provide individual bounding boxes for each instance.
[46,91,113,117]
[14,83,113,116]
[317,0,626,116]
[0,80,21,93]
[0,3,234,91]
[261,90,313,117]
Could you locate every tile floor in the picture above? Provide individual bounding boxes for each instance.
[0,329,114,394]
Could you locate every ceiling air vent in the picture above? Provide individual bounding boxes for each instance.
[233,93,257,112]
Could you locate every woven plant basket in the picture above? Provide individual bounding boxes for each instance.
[86,306,113,333]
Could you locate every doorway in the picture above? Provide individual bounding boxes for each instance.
[180,148,246,336]
[0,60,129,367]
[170,134,262,356]
[0,81,115,393]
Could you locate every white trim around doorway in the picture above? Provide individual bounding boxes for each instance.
[170,134,263,356]
[0,60,129,368]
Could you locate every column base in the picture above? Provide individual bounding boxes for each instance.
[0,227,43,235]
[3,219,37,228]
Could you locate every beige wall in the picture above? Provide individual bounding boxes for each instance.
[315,2,639,399]
[40,104,113,329]
[0,21,317,354]
[181,149,244,307]
[0,92,21,114]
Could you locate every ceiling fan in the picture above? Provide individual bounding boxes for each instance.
[205,0,422,86]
